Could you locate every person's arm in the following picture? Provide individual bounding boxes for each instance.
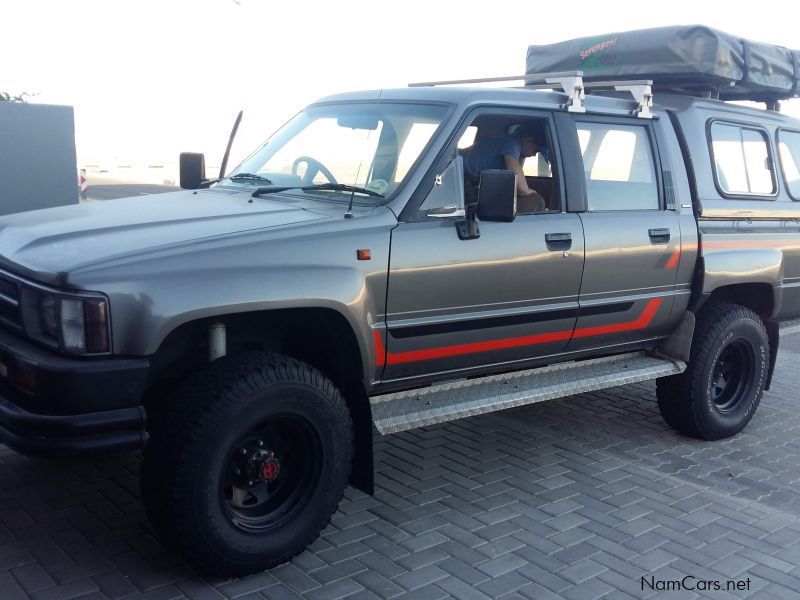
[504,155,540,198]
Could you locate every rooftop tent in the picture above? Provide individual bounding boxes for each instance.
[525,25,800,102]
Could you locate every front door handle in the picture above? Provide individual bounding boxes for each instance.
[545,232,572,250]
[648,228,671,243]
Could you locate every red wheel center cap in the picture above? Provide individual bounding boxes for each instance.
[262,459,280,482]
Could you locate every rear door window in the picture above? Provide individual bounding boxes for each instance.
[710,122,776,196]
[778,130,800,200]
[576,122,659,211]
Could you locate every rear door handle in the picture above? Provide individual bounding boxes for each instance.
[545,232,572,250]
[648,228,671,243]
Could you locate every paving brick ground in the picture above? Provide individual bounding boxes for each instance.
[2,338,800,599]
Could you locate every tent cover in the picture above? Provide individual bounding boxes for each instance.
[525,26,800,102]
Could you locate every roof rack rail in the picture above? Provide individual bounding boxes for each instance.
[408,71,654,119]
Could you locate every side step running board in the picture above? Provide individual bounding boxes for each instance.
[779,317,800,338]
[370,352,685,435]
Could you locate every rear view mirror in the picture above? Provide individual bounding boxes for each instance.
[180,152,206,189]
[477,170,517,222]
[337,113,380,130]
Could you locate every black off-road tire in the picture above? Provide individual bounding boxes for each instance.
[140,352,353,576]
[656,302,769,440]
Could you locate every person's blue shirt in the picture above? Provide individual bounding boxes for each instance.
[463,135,521,179]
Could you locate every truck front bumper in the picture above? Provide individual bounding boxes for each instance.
[0,327,149,456]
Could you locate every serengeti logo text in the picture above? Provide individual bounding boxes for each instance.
[579,37,618,61]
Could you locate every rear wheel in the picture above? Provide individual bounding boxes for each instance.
[141,352,353,576]
[656,302,769,440]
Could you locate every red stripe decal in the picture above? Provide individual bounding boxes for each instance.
[373,329,386,367]
[571,298,662,339]
[385,328,573,365]
[377,298,663,366]
[664,246,681,270]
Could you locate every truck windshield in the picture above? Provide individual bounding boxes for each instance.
[227,102,449,202]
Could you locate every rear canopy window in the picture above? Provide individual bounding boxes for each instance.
[778,130,800,200]
[576,122,659,211]
[710,123,775,196]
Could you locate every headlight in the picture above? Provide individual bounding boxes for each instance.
[21,289,110,355]
[60,299,86,351]
[61,297,109,353]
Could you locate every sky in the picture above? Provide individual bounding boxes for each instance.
[2,0,800,170]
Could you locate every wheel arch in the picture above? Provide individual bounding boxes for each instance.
[145,306,375,494]
[695,244,782,320]
[706,282,777,322]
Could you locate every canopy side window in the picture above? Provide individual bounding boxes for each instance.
[710,122,777,198]
[778,130,800,201]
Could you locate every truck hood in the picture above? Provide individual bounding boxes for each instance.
[0,189,330,282]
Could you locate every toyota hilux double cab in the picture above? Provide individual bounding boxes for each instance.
[1,26,800,575]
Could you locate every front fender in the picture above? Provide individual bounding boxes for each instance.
[68,213,395,386]
[143,266,381,380]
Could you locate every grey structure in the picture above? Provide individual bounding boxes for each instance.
[0,102,78,216]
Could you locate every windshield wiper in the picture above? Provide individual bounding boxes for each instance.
[228,172,273,184]
[251,183,383,198]
[200,172,273,187]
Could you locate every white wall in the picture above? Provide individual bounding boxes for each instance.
[0,102,78,216]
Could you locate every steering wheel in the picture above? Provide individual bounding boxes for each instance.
[291,156,337,185]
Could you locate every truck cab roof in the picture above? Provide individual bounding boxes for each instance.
[317,85,800,128]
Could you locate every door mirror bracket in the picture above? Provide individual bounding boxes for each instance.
[456,203,481,240]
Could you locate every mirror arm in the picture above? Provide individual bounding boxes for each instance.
[456,203,481,240]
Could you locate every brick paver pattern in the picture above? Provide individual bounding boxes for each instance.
[2,338,800,599]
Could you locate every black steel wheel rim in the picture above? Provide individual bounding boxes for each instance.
[711,340,755,413]
[221,414,322,533]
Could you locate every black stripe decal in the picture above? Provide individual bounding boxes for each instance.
[579,302,635,317]
[390,302,633,339]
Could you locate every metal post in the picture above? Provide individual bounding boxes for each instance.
[209,323,227,361]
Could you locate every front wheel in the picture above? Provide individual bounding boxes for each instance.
[656,303,769,440]
[141,353,353,576]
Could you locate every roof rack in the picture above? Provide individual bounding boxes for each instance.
[409,71,654,119]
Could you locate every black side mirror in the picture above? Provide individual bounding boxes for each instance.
[179,152,206,190]
[477,170,517,222]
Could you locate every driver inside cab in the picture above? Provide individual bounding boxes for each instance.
[462,124,547,212]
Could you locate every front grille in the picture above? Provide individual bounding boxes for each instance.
[0,272,22,330]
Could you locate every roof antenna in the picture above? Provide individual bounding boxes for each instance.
[344,188,356,219]
[218,110,243,179]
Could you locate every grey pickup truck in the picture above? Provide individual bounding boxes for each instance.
[1,26,800,576]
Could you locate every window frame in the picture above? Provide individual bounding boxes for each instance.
[706,118,779,201]
[227,99,455,208]
[399,105,565,223]
[572,115,665,213]
[777,127,800,202]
